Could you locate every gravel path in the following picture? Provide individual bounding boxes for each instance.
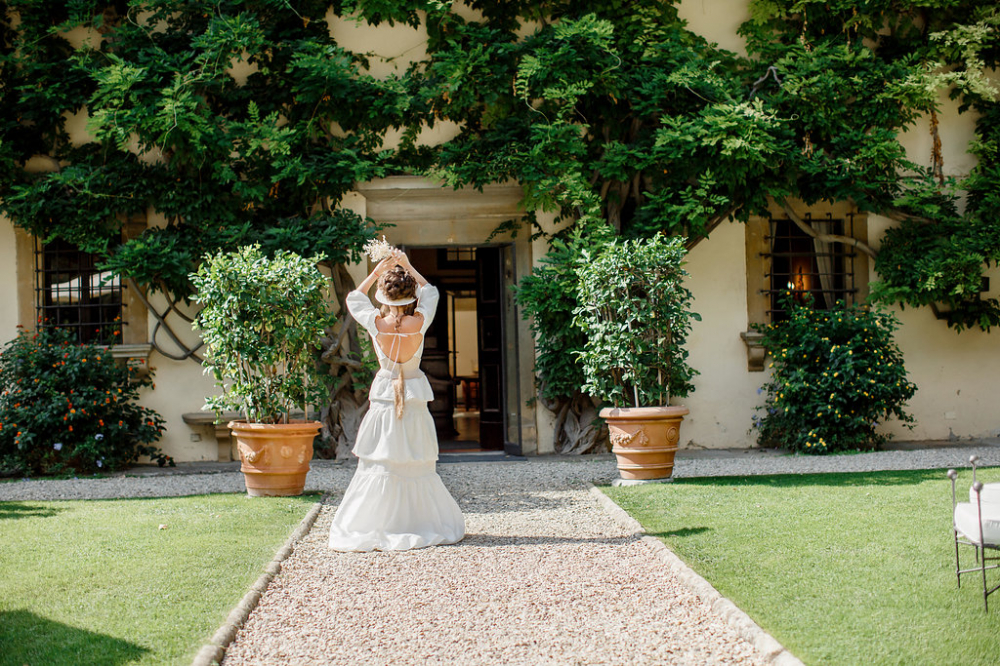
[2,443,998,502]
[221,479,766,666]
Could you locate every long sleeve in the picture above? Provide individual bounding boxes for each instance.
[416,284,439,334]
[346,290,378,336]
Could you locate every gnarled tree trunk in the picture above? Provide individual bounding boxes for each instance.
[542,392,609,455]
[317,262,373,459]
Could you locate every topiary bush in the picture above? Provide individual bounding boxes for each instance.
[0,325,170,476]
[754,296,917,454]
[191,245,333,424]
[575,233,700,408]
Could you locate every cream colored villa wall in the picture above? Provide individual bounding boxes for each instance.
[681,223,759,448]
[671,5,1000,447]
[865,88,1000,443]
[677,0,751,55]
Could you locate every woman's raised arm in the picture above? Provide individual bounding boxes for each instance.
[393,250,428,288]
[356,255,396,294]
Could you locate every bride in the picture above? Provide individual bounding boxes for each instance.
[329,248,465,551]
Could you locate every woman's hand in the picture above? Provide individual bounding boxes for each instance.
[390,248,410,269]
[358,253,399,293]
[393,249,428,287]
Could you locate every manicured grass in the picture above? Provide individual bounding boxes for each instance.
[604,468,1000,666]
[0,493,318,666]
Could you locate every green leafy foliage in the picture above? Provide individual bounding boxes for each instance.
[575,234,700,408]
[1,1,388,305]
[191,245,333,424]
[0,325,169,476]
[514,237,587,403]
[753,296,917,454]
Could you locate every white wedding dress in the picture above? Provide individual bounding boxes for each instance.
[328,284,465,551]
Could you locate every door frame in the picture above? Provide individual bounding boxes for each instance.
[350,175,537,454]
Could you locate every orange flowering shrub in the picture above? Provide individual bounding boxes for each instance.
[0,326,170,476]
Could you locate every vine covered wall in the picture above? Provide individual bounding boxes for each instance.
[0,1,997,455]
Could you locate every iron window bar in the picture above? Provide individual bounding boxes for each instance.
[761,212,857,321]
[34,238,125,345]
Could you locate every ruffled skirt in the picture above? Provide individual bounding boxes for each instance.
[329,400,465,552]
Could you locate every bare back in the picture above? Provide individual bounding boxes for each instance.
[374,313,425,363]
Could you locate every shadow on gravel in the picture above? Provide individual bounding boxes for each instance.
[451,491,587,513]
[458,533,641,547]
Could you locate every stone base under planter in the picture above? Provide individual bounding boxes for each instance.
[611,477,675,487]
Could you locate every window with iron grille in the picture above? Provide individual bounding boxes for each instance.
[35,238,124,345]
[764,213,858,321]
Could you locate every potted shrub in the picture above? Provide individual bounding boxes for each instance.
[575,233,699,483]
[192,245,331,496]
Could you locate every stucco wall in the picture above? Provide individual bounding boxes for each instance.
[682,222,760,447]
[864,87,1000,443]
[667,2,998,450]
[141,352,223,461]
[677,0,751,56]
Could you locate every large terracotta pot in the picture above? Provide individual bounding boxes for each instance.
[228,420,321,496]
[600,405,689,482]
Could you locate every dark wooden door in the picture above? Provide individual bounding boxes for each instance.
[476,247,505,450]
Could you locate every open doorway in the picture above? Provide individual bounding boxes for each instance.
[407,246,507,452]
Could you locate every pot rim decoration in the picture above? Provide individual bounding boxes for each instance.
[599,405,690,421]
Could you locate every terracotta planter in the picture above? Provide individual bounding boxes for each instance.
[600,405,689,481]
[228,420,321,496]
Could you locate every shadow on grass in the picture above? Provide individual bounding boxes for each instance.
[645,526,712,539]
[0,610,149,666]
[671,468,955,488]
[0,502,64,520]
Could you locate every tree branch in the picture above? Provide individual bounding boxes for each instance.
[781,201,878,259]
[126,278,204,362]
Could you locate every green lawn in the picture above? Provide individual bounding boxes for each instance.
[0,493,318,666]
[604,468,1000,666]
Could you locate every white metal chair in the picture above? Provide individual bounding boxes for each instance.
[948,455,1000,612]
